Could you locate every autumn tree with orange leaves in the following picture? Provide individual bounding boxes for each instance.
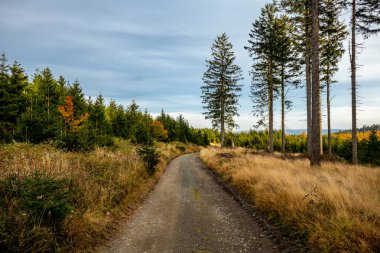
[58,96,88,134]
[151,119,168,141]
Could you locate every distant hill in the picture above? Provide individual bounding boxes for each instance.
[286,129,347,135]
[238,125,379,135]
[358,124,380,131]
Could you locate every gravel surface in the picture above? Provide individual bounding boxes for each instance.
[102,153,280,253]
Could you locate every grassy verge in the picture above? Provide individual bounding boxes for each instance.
[200,147,380,252]
[0,140,198,252]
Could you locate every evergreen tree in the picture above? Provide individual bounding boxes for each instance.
[345,0,380,164]
[135,109,153,144]
[201,33,243,148]
[8,62,28,134]
[175,114,190,143]
[0,58,28,142]
[245,3,281,153]
[125,100,141,142]
[356,0,380,37]
[320,0,348,156]
[67,79,87,117]
[276,15,302,153]
[106,99,117,135]
[38,68,59,128]
[281,0,313,157]
[89,94,107,136]
[0,54,11,142]
[113,105,128,138]
[359,130,380,165]
[19,68,60,142]
[57,76,68,106]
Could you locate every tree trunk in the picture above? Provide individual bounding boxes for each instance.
[281,66,285,153]
[220,79,225,148]
[320,92,323,155]
[269,65,274,153]
[311,0,321,166]
[305,45,312,158]
[220,117,225,148]
[351,0,358,164]
[305,5,312,158]
[327,73,332,156]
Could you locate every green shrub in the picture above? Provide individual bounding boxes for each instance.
[137,145,160,175]
[176,145,186,152]
[0,172,72,251]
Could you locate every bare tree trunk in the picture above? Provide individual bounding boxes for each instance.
[311,0,321,166]
[268,64,274,153]
[281,66,285,153]
[220,115,225,148]
[320,94,323,155]
[327,75,332,156]
[351,0,358,164]
[304,4,312,158]
[220,80,225,148]
[306,43,312,158]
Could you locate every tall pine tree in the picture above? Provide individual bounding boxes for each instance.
[276,15,302,153]
[201,33,243,148]
[345,0,379,163]
[320,0,348,156]
[281,0,313,157]
[245,3,283,153]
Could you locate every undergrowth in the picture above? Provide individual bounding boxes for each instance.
[200,147,380,253]
[0,140,199,252]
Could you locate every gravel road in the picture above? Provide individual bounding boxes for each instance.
[103,153,279,253]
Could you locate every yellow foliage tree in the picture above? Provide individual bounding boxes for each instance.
[58,96,88,132]
[151,119,168,141]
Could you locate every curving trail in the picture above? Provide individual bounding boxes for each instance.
[103,153,278,253]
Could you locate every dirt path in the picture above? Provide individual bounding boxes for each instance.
[103,153,279,253]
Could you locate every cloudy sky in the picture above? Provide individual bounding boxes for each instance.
[1,0,379,130]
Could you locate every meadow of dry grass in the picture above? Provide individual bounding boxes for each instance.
[0,140,198,251]
[200,147,380,252]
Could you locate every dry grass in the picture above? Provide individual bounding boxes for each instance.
[200,147,380,252]
[0,140,198,251]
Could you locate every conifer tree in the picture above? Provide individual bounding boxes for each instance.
[356,0,380,37]
[125,100,141,142]
[8,62,28,134]
[135,109,153,144]
[18,68,59,142]
[245,3,282,153]
[201,33,243,148]
[345,0,379,164]
[176,114,190,143]
[320,0,348,156]
[89,94,107,136]
[0,54,11,142]
[281,0,313,157]
[276,15,302,153]
[68,79,87,117]
[57,76,68,105]
[38,68,59,128]
[113,105,127,138]
[106,99,117,133]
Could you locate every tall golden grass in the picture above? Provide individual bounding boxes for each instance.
[200,147,380,252]
[0,140,198,251]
